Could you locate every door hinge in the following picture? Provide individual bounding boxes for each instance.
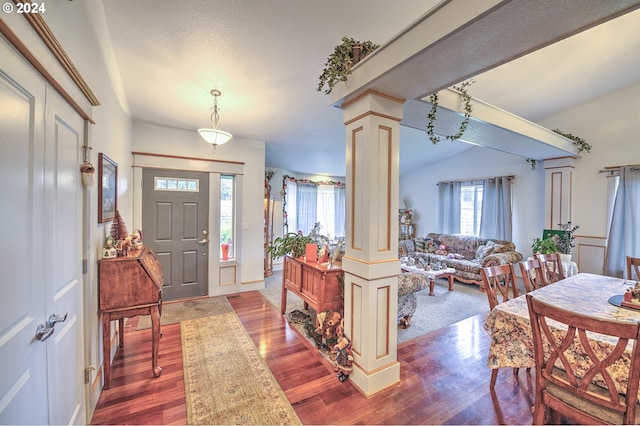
[82,259,88,274]
[84,366,95,384]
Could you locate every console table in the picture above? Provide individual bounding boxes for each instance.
[281,256,343,314]
[99,246,163,388]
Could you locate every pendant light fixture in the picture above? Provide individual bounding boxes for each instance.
[198,89,232,152]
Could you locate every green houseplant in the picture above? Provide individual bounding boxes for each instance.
[317,36,379,95]
[531,236,558,255]
[268,232,311,259]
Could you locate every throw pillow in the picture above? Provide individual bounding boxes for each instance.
[476,244,492,259]
[426,239,440,253]
[490,243,509,254]
[414,238,427,253]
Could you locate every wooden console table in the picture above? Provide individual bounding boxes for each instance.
[99,246,163,388]
[281,256,343,314]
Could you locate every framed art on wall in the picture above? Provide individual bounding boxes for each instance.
[98,153,117,223]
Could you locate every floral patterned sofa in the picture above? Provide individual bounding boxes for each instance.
[398,233,523,288]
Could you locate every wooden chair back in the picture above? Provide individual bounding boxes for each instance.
[480,264,519,311]
[534,252,565,285]
[627,256,640,281]
[519,258,545,292]
[526,294,640,424]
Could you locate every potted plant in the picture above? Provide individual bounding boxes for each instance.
[268,231,311,259]
[532,236,558,255]
[554,221,579,262]
[317,36,379,95]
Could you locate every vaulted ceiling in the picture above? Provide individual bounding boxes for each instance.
[101,1,640,177]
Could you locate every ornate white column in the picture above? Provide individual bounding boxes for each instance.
[341,90,403,395]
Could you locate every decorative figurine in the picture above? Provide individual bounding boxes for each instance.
[102,236,118,258]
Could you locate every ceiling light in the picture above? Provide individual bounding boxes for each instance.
[198,89,232,152]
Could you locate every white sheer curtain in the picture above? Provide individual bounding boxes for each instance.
[605,166,640,277]
[296,181,317,235]
[284,178,345,238]
[437,181,461,234]
[285,180,297,233]
[480,176,513,240]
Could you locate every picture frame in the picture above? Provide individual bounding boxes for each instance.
[98,153,117,223]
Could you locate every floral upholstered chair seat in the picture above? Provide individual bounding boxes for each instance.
[397,271,429,328]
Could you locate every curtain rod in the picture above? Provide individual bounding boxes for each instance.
[598,164,640,174]
[437,175,514,185]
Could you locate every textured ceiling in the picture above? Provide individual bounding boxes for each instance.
[101,1,640,176]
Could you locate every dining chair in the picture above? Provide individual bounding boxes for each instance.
[481,263,522,389]
[535,252,566,285]
[526,293,640,424]
[519,258,545,292]
[627,256,640,281]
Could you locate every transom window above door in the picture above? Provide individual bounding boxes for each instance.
[154,177,199,192]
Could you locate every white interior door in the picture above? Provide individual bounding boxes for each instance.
[0,37,85,424]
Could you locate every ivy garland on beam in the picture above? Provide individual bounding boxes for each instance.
[526,130,592,171]
[426,80,474,145]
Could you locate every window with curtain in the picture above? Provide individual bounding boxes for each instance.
[438,176,513,239]
[284,178,345,239]
[605,166,640,277]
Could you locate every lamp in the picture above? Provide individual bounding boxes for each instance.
[198,89,232,152]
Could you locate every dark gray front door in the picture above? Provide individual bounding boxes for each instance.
[142,168,209,300]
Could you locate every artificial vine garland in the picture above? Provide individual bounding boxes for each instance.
[426,80,474,145]
[526,130,592,171]
[552,129,592,153]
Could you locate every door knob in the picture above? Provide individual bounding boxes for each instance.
[47,313,67,328]
[35,324,54,342]
[198,238,209,244]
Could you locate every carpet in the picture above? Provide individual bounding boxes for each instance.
[137,296,233,330]
[181,312,301,425]
[260,270,489,344]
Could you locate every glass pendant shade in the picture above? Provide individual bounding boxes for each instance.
[198,128,233,145]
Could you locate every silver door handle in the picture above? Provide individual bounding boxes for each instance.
[198,238,208,244]
[47,313,67,328]
[35,324,54,342]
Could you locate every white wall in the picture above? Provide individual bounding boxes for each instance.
[399,81,640,263]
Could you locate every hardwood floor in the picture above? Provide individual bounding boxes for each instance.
[91,290,534,425]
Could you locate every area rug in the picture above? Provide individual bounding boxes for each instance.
[260,270,489,344]
[181,313,301,425]
[137,296,233,330]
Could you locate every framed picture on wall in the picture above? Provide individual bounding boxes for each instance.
[98,153,117,223]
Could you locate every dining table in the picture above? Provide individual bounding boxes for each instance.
[484,272,640,397]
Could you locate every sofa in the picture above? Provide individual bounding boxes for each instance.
[398,233,523,288]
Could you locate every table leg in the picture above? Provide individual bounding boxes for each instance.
[118,318,125,348]
[150,305,162,378]
[102,313,111,389]
[448,274,454,291]
[429,278,435,296]
[281,286,287,315]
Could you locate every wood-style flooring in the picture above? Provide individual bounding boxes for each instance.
[91,290,535,425]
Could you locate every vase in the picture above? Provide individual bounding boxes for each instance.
[221,243,230,260]
[559,253,572,263]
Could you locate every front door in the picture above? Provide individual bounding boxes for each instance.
[0,37,85,424]
[142,168,209,300]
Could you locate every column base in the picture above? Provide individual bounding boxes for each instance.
[350,360,400,397]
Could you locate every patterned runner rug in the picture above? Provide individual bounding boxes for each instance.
[181,310,301,425]
[137,296,232,330]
